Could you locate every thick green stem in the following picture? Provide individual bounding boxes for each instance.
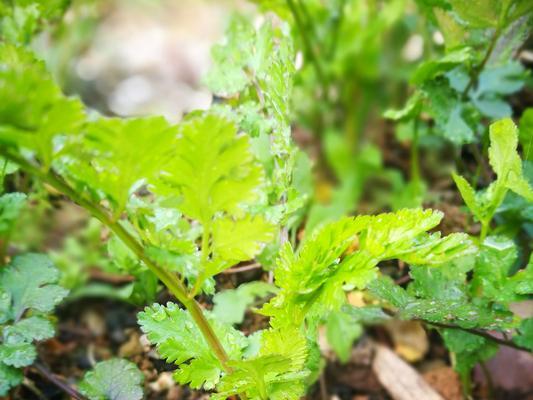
[0,149,232,372]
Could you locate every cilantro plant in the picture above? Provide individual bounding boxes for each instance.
[1,0,532,399]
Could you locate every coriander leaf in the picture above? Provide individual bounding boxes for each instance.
[0,43,85,169]
[264,209,473,329]
[78,359,144,400]
[153,113,265,223]
[67,116,177,214]
[211,215,276,264]
[214,326,309,400]
[138,302,247,390]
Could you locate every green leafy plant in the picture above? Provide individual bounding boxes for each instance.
[369,118,533,394]
[1,0,532,398]
[452,118,533,240]
[0,254,68,395]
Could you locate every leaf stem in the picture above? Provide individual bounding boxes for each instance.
[34,361,88,400]
[0,149,232,372]
[420,319,530,353]
[461,4,511,99]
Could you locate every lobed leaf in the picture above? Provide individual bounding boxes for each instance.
[138,302,247,390]
[79,359,144,400]
[153,113,265,223]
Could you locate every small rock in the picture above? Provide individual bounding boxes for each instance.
[149,371,175,392]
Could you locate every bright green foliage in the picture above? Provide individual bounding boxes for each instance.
[369,233,532,381]
[264,209,473,328]
[138,302,247,390]
[212,282,278,325]
[519,109,533,161]
[214,355,307,400]
[0,44,85,170]
[453,118,533,237]
[211,215,275,265]
[326,310,363,363]
[151,113,275,285]
[67,117,177,216]
[206,15,304,234]
[154,114,264,223]
[0,254,68,395]
[214,326,309,400]
[514,318,533,351]
[78,358,144,400]
[442,330,498,381]
[0,0,69,44]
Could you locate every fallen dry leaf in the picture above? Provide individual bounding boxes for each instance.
[385,320,428,362]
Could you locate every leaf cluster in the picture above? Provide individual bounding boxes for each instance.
[0,254,68,395]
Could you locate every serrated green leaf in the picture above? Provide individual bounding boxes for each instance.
[67,116,177,214]
[0,342,36,367]
[0,43,85,169]
[423,81,474,144]
[3,316,54,343]
[153,113,265,223]
[0,362,23,396]
[211,215,276,264]
[214,326,308,400]
[264,209,473,330]
[447,0,508,28]
[0,4,40,45]
[0,253,68,320]
[138,302,247,390]
[78,359,144,400]
[452,173,481,218]
[441,329,498,379]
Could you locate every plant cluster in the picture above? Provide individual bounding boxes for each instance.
[0,0,532,399]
